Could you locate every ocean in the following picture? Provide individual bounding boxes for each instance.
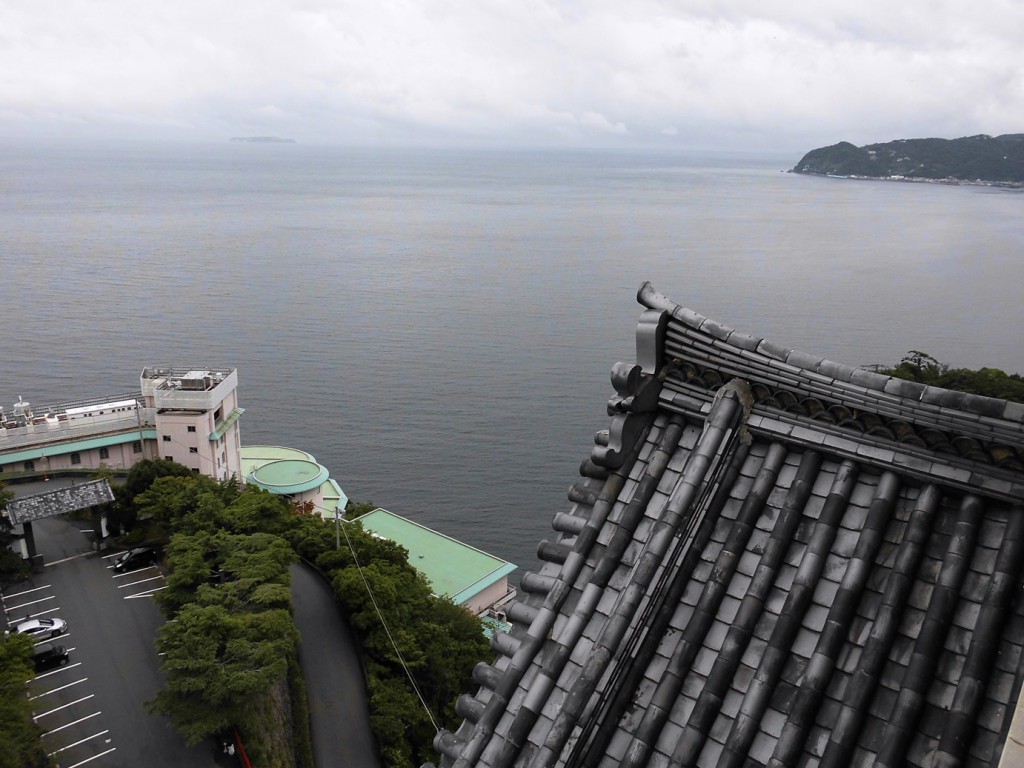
[2,140,1022,578]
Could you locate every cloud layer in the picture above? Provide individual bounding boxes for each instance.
[2,0,1021,149]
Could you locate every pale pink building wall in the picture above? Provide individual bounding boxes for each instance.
[156,414,211,474]
[29,440,150,474]
[463,578,511,615]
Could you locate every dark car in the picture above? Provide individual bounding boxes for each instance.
[32,642,70,671]
[113,546,161,573]
[9,617,68,638]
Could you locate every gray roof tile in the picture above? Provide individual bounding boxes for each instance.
[432,286,1024,768]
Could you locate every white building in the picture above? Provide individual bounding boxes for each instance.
[0,366,243,482]
[142,367,243,481]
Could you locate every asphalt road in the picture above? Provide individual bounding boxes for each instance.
[291,564,381,768]
[3,516,381,768]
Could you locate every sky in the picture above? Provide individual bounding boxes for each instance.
[1,0,1022,152]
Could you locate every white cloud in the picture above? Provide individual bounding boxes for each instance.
[0,0,1020,149]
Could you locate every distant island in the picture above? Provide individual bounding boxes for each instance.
[229,136,296,143]
[791,133,1024,186]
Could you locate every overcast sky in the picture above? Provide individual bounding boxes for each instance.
[2,1,1021,151]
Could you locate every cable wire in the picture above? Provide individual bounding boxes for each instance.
[336,512,441,733]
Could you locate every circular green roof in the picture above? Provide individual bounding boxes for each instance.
[247,458,329,495]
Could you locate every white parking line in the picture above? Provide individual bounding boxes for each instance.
[112,566,158,578]
[5,595,56,614]
[65,746,117,768]
[34,694,95,720]
[31,662,83,682]
[125,586,168,599]
[47,729,109,757]
[30,677,88,700]
[40,710,101,736]
[46,552,94,567]
[117,575,162,589]
[4,584,52,598]
[111,566,158,576]
[33,632,70,647]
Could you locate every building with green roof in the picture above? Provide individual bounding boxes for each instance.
[352,507,516,616]
[240,445,348,519]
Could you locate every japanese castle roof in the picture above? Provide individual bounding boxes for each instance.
[429,282,1024,768]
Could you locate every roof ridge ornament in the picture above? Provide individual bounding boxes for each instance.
[712,379,754,446]
[597,358,681,469]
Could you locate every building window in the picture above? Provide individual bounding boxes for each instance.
[132,441,142,454]
[99,447,110,460]
[187,425,196,433]
[189,447,199,454]
[70,452,81,465]
[162,435,171,442]
[24,460,35,472]
[165,456,173,463]
[214,407,222,421]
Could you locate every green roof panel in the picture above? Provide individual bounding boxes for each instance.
[353,508,516,602]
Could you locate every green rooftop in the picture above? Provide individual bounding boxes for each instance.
[352,508,516,605]
[240,445,347,513]
[0,429,158,466]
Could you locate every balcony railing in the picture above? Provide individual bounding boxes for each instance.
[0,409,157,452]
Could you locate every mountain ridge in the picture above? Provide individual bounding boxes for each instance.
[791,134,1024,185]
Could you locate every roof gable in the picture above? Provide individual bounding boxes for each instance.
[430,284,1024,768]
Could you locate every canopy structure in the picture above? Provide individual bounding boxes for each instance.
[4,479,114,526]
[3,478,115,566]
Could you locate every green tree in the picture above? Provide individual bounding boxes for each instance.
[879,351,1024,402]
[149,604,296,746]
[0,634,52,767]
[135,474,235,535]
[0,483,30,588]
[317,520,491,766]
[219,487,293,536]
[110,458,193,533]
[367,676,427,767]
[159,530,295,616]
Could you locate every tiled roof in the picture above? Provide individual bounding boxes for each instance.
[429,283,1024,768]
[4,478,115,524]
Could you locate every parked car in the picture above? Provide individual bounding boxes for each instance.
[32,642,70,671]
[113,546,161,573]
[8,617,67,639]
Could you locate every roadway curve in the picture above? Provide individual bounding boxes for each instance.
[290,563,381,768]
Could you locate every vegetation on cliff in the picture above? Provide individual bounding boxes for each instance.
[877,351,1024,403]
[120,464,488,768]
[792,134,1024,183]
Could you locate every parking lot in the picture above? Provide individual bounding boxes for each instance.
[6,580,116,768]
[2,516,216,768]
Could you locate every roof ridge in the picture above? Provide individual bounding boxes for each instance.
[637,281,1024,426]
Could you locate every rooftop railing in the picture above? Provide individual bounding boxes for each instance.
[0,408,157,451]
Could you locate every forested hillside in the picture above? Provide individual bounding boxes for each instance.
[792,133,1024,183]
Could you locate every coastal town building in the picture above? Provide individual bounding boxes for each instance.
[0,366,243,482]
[430,282,1024,768]
[352,507,516,617]
[1,368,517,625]
[241,445,348,519]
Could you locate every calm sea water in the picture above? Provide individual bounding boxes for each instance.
[2,140,1022,578]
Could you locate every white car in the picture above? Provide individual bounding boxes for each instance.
[8,617,68,639]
